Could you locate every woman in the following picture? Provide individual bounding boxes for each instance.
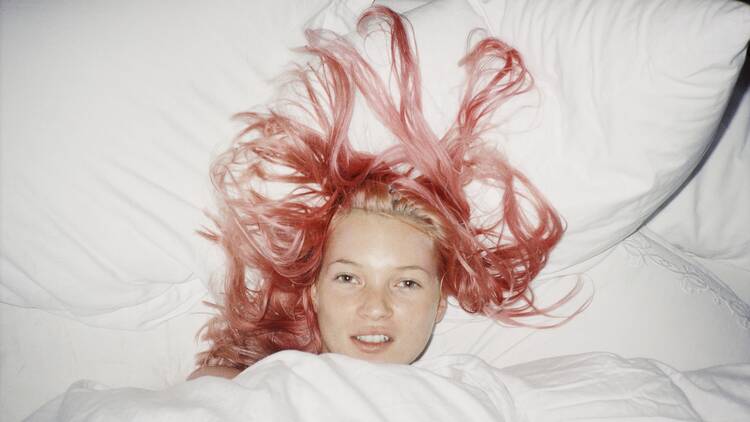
[190,5,563,379]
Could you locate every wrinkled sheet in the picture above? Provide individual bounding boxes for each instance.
[26,351,750,421]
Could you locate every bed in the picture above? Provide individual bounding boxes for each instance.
[1,0,749,420]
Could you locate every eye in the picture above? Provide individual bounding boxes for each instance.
[397,279,422,289]
[334,273,357,284]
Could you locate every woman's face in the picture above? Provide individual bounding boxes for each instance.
[312,210,447,364]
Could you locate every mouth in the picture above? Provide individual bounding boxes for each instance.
[350,334,393,353]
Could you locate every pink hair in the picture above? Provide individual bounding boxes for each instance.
[196,6,564,369]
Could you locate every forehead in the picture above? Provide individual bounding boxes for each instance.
[324,210,438,269]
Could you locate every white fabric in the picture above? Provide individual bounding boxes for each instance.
[26,350,750,421]
[0,301,212,422]
[426,228,750,370]
[647,65,750,275]
[2,2,749,418]
[321,0,750,277]
[465,0,750,275]
[0,0,330,327]
[3,226,748,420]
[2,0,749,328]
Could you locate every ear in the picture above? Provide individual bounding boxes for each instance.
[435,294,447,323]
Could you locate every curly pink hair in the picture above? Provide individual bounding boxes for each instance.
[196,6,564,369]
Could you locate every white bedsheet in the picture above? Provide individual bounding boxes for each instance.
[27,350,750,421]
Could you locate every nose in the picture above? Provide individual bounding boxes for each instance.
[357,286,393,320]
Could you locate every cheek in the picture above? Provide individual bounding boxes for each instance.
[397,296,440,329]
[393,299,440,363]
[315,290,350,330]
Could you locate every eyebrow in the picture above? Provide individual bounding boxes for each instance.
[326,259,431,275]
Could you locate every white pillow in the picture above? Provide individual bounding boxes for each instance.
[464,0,750,275]
[1,0,748,328]
[647,63,750,275]
[426,228,750,370]
[0,0,331,327]
[324,0,750,277]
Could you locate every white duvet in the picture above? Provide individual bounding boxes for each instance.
[26,351,749,421]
